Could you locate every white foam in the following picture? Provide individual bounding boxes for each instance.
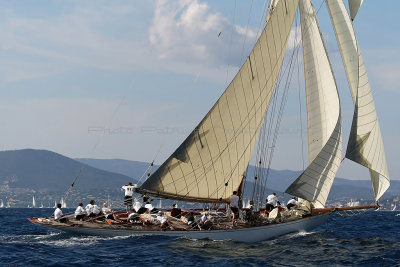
[37,235,132,247]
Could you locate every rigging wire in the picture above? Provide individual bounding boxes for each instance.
[60,89,131,204]
[239,0,255,65]
[224,0,237,86]
[251,8,302,208]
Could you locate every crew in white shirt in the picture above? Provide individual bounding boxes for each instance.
[144,202,154,213]
[86,200,101,218]
[229,191,240,225]
[122,182,136,213]
[54,203,67,223]
[74,202,86,220]
[266,193,281,212]
[157,211,169,229]
[102,203,113,219]
[133,198,142,213]
[287,197,298,210]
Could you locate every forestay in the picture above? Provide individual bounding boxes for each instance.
[138,0,299,203]
[326,0,390,200]
[285,0,342,209]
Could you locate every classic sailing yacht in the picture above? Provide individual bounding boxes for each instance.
[29,0,390,242]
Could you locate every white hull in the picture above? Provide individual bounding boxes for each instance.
[32,213,330,242]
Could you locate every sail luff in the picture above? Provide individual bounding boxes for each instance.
[285,0,342,208]
[138,0,300,203]
[326,0,390,201]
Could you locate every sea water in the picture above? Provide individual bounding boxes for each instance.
[0,208,399,266]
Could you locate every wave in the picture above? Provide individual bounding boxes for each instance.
[0,232,135,247]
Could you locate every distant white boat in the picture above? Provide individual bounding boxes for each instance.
[61,198,66,208]
[32,196,37,208]
[53,200,57,208]
[6,201,10,208]
[0,199,4,208]
[392,204,397,211]
[40,203,44,208]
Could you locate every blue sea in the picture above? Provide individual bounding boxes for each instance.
[0,208,399,266]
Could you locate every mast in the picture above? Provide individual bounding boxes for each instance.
[138,0,300,203]
[326,0,390,201]
[285,0,342,208]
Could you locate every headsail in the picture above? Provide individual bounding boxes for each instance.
[348,0,364,21]
[326,0,390,201]
[138,0,300,203]
[285,0,342,208]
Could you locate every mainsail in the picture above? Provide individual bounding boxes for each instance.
[138,0,300,203]
[285,0,342,208]
[326,0,390,200]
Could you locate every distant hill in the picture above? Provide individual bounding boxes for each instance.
[75,158,157,181]
[0,149,133,192]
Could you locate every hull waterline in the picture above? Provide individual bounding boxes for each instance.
[28,213,330,243]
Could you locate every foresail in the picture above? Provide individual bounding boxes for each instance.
[348,0,364,21]
[138,0,300,203]
[326,0,390,200]
[285,0,342,208]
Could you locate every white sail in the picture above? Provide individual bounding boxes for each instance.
[326,0,390,201]
[0,199,3,208]
[285,0,342,208]
[61,198,66,208]
[53,200,57,208]
[32,196,36,208]
[139,0,299,203]
[348,0,363,21]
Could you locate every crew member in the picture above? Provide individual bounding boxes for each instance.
[122,182,136,213]
[266,193,280,212]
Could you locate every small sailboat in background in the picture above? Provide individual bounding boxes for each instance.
[60,198,67,208]
[32,196,36,208]
[392,204,396,211]
[53,200,57,208]
[0,199,4,208]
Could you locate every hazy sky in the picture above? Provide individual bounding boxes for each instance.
[0,0,399,181]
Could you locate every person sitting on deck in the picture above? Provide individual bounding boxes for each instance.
[102,203,113,219]
[229,191,240,225]
[245,200,257,223]
[286,197,298,210]
[187,212,198,229]
[266,193,280,212]
[133,198,147,214]
[74,202,86,221]
[54,203,68,223]
[144,201,157,214]
[171,203,181,219]
[156,211,170,229]
[86,200,101,218]
[198,212,212,230]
